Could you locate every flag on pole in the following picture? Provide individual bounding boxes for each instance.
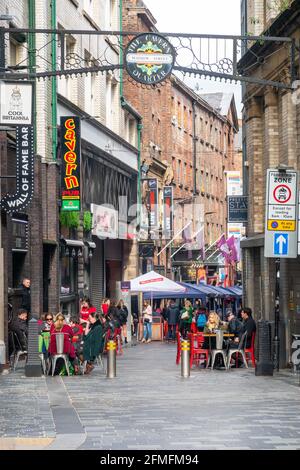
[183,223,193,259]
[217,235,231,262]
[196,227,205,261]
[226,235,238,263]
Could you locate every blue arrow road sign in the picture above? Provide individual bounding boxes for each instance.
[274,233,288,256]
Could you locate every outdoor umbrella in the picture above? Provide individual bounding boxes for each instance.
[128,270,186,307]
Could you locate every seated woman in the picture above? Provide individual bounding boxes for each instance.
[203,311,227,350]
[49,313,77,374]
[81,311,103,374]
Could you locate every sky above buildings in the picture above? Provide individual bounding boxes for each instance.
[144,0,242,115]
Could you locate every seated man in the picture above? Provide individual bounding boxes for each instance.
[9,308,28,352]
[240,307,256,348]
[227,311,243,338]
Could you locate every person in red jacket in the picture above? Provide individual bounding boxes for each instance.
[49,313,77,373]
[101,298,110,316]
[79,297,97,325]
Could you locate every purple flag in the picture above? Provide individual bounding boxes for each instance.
[226,236,238,263]
[217,235,231,262]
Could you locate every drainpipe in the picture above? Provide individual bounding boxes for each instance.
[28,0,36,151]
[119,0,142,226]
[51,0,57,161]
[192,100,197,195]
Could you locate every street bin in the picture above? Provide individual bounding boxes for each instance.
[255,320,273,376]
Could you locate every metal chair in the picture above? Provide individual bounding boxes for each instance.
[189,332,209,368]
[227,331,248,369]
[245,332,256,367]
[9,331,27,371]
[209,330,227,370]
[49,332,70,376]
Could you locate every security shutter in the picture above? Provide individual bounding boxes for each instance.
[90,237,104,313]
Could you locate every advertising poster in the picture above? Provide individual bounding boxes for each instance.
[61,116,81,211]
[91,204,118,239]
[163,186,173,239]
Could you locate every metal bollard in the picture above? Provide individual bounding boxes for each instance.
[181,339,190,378]
[106,340,117,378]
[25,317,42,377]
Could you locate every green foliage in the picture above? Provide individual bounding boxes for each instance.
[267,0,292,14]
[59,211,80,229]
[83,211,93,232]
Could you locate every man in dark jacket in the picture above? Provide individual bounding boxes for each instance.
[9,308,28,351]
[240,307,256,348]
[166,300,180,341]
[20,278,31,314]
[226,312,243,337]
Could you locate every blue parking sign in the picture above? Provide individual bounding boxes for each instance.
[274,233,288,256]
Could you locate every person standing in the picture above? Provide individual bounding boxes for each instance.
[117,300,129,344]
[179,300,193,339]
[141,301,152,343]
[20,278,31,315]
[101,298,110,317]
[166,300,180,341]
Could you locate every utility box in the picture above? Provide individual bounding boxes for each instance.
[255,320,274,376]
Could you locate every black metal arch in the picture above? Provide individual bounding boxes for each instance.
[0,28,297,89]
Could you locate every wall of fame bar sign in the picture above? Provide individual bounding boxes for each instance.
[61,116,81,211]
[0,125,34,213]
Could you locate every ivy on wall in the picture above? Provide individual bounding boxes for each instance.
[59,211,80,229]
[83,211,93,232]
[59,210,93,231]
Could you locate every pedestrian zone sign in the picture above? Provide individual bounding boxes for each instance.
[265,169,298,258]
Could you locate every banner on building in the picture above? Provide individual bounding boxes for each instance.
[0,81,33,125]
[0,125,34,213]
[61,116,81,211]
[91,203,118,239]
[141,178,158,229]
[163,186,173,239]
[226,171,242,196]
[228,195,248,222]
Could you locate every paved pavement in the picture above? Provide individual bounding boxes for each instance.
[1,341,300,450]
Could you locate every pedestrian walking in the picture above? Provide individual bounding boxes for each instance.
[166,300,180,341]
[20,278,31,315]
[141,301,152,343]
[117,299,129,344]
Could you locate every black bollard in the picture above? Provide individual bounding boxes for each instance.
[25,318,42,377]
[255,320,273,376]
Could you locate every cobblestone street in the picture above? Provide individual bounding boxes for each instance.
[1,342,300,450]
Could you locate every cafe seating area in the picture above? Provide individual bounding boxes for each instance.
[176,330,255,370]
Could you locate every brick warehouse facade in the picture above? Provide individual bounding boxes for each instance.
[123,0,238,280]
[0,0,141,363]
[240,0,300,366]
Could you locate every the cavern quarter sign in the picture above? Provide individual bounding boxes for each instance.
[125,33,175,85]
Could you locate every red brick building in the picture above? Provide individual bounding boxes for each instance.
[123,0,239,281]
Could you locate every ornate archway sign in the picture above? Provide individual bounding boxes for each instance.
[125,33,175,85]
